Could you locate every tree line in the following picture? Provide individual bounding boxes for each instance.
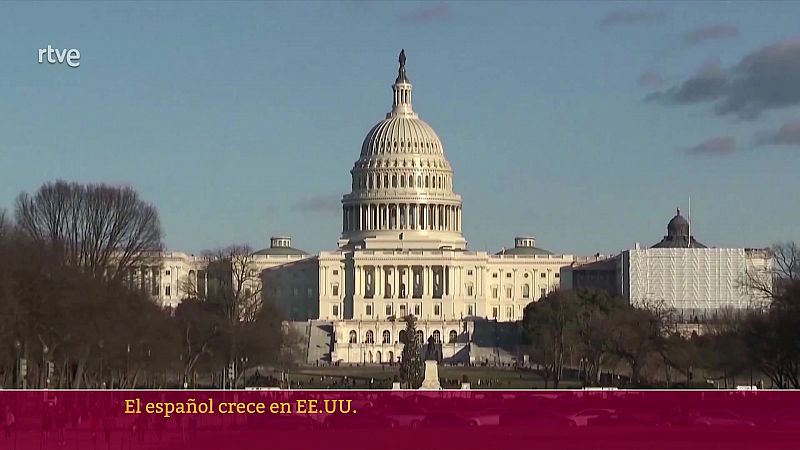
[0,180,294,389]
[522,243,800,388]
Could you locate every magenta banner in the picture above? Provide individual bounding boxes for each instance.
[1,390,799,450]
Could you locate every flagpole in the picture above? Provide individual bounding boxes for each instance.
[688,195,691,248]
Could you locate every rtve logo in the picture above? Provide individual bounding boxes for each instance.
[38,45,81,68]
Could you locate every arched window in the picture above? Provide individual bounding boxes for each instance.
[349,330,357,344]
[365,330,374,344]
[415,330,424,344]
[382,330,391,344]
[425,176,429,188]
[392,174,397,188]
[409,176,415,188]
[399,330,407,343]
[432,330,441,344]
[523,284,530,298]
[417,175,422,187]
[449,330,457,343]
[384,174,389,188]
[400,175,406,188]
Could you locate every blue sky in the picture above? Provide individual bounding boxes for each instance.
[1,1,799,255]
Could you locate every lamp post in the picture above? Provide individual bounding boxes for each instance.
[42,344,49,388]
[145,346,151,388]
[13,339,22,389]
[238,356,249,389]
[179,353,188,389]
[97,340,105,389]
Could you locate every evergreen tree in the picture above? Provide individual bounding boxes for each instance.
[399,315,424,389]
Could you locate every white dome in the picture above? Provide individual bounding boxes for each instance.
[339,50,466,251]
[360,116,444,158]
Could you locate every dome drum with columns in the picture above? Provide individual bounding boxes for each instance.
[339,50,466,251]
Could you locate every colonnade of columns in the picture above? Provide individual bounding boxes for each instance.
[342,203,461,233]
[127,266,161,295]
[352,171,451,191]
[352,264,453,300]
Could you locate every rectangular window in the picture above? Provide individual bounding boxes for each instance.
[400,304,407,315]
[307,287,313,296]
[492,307,498,319]
[541,273,546,278]
[466,285,474,296]
[414,304,421,316]
[492,287,499,299]
[541,288,547,298]
[492,273,498,278]
[385,304,392,316]
[434,304,441,316]
[506,306,513,319]
[332,284,339,296]
[333,269,339,275]
[506,287,512,298]
[555,273,560,278]
[366,304,373,316]
[165,285,171,297]
[506,272,512,278]
[467,270,473,276]
[332,304,339,317]
[165,270,171,276]
[467,304,474,316]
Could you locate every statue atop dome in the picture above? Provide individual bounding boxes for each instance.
[396,49,410,84]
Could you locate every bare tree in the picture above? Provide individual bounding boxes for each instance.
[181,245,268,387]
[522,290,577,388]
[0,209,10,240]
[773,242,800,282]
[14,180,163,284]
[174,298,227,387]
[183,245,263,323]
[743,242,799,299]
[572,290,625,385]
[10,181,164,388]
[738,280,800,389]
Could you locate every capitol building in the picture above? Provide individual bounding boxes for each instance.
[155,52,577,365]
[147,52,772,365]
